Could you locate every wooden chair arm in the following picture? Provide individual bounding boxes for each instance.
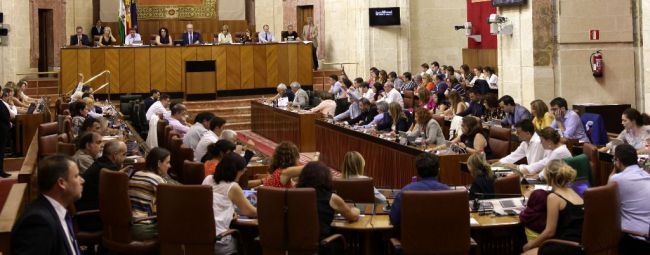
[389,238,402,251]
[75,209,100,218]
[216,229,240,241]
[321,233,346,248]
[541,239,582,249]
[623,229,649,238]
[132,216,157,223]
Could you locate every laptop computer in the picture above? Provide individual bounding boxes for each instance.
[570,177,590,197]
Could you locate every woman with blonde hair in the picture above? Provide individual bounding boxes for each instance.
[216,24,233,44]
[530,99,554,130]
[522,160,583,255]
[340,151,387,204]
[443,90,467,118]
[97,27,117,46]
[466,153,495,199]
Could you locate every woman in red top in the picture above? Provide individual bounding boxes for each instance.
[202,140,236,177]
[262,142,304,188]
[423,73,435,91]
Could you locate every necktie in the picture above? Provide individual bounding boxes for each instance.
[189,33,192,43]
[78,36,81,45]
[64,212,81,255]
[307,25,312,40]
[265,33,268,41]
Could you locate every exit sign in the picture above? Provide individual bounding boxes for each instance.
[590,30,600,40]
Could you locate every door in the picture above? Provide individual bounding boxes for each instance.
[38,9,54,73]
[296,5,313,37]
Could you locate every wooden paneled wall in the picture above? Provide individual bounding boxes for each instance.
[462,48,498,71]
[103,20,253,44]
[60,43,313,94]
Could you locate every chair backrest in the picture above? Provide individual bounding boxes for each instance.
[38,122,59,137]
[332,178,375,204]
[169,136,184,179]
[403,90,415,110]
[157,184,215,255]
[401,190,470,254]
[563,154,593,186]
[582,182,621,254]
[494,175,521,196]
[257,187,320,254]
[39,134,59,157]
[57,142,76,156]
[580,113,608,146]
[432,114,449,140]
[488,126,511,159]
[163,126,174,150]
[157,120,169,149]
[182,160,205,185]
[582,143,601,186]
[99,169,134,244]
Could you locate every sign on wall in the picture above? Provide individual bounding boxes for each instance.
[137,0,216,19]
[589,30,600,40]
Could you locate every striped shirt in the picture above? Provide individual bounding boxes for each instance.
[450,83,466,99]
[128,171,167,223]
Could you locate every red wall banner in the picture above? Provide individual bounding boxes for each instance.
[466,0,497,49]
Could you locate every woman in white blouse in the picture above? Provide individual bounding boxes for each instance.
[215,24,233,44]
[601,108,650,153]
[484,66,498,90]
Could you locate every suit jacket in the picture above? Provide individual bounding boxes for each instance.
[12,195,74,255]
[350,106,378,126]
[302,24,318,47]
[143,97,157,112]
[91,26,104,38]
[0,100,10,130]
[181,32,202,46]
[69,34,92,47]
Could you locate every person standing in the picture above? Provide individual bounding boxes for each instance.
[91,19,104,39]
[302,17,319,70]
[0,88,16,178]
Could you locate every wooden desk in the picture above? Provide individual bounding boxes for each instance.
[60,43,314,95]
[250,101,317,152]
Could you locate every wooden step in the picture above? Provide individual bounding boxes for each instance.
[183,98,255,108]
[223,122,250,131]
[187,106,251,116]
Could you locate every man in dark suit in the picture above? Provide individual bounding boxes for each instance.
[90,19,104,39]
[181,23,202,46]
[0,88,15,178]
[69,26,92,47]
[12,154,85,255]
[143,89,160,112]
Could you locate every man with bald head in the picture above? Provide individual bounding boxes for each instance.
[75,141,128,231]
[182,23,202,45]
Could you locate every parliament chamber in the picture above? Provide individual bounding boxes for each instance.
[1,0,649,255]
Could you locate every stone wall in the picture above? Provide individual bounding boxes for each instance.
[0,0,32,83]
[642,0,650,111]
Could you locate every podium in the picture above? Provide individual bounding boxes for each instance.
[185,60,216,95]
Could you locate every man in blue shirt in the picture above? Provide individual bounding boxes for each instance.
[549,97,589,142]
[498,95,532,127]
[389,153,449,227]
[457,89,486,118]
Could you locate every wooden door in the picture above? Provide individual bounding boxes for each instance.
[38,9,54,73]
[297,5,313,37]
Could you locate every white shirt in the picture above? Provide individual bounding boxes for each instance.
[487,74,498,89]
[499,133,547,168]
[125,33,142,45]
[145,101,170,121]
[202,176,236,236]
[183,122,208,150]
[363,90,376,103]
[377,88,404,108]
[2,99,17,119]
[528,144,572,178]
[217,33,233,44]
[258,31,275,43]
[43,195,78,255]
[194,130,219,162]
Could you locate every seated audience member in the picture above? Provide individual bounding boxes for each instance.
[549,97,589,142]
[15,80,35,104]
[290,81,309,108]
[340,151,387,204]
[145,93,171,121]
[347,98,377,126]
[282,24,300,41]
[202,140,236,177]
[459,64,474,86]
[76,141,128,232]
[334,78,364,122]
[92,19,104,38]
[216,24,233,44]
[369,68,379,86]
[183,112,215,150]
[218,129,256,163]
[413,74,424,91]
[203,152,258,254]
[601,108,650,153]
[124,28,142,45]
[467,153,496,200]
[70,26,92,46]
[269,83,295,102]
[328,75,345,100]
[408,108,445,145]
[5,83,29,108]
[530,99,554,130]
[432,74,448,97]
[144,89,160,111]
[401,72,417,92]
[154,27,173,46]
[388,71,404,92]
[194,117,226,162]
[260,142,304,188]
[390,153,449,227]
[442,90,467,118]
[499,95,532,127]
[457,89,486,118]
[418,86,436,111]
[423,73,435,92]
[377,102,410,133]
[166,103,189,138]
[445,76,466,100]
[77,117,102,139]
[297,161,361,243]
[362,101,389,128]
[97,27,117,46]
[609,144,650,254]
[129,147,169,240]
[360,82,375,103]
[83,97,103,119]
[73,132,102,174]
[522,160,584,255]
[377,82,404,108]
[495,120,546,170]
[11,155,84,254]
[420,63,431,77]
[484,66,498,90]
[483,93,502,119]
[469,66,485,86]
[309,92,337,117]
[181,23,202,45]
[258,24,275,43]
[444,116,492,158]
[520,189,550,241]
[431,61,443,75]
[522,128,572,179]
[70,101,89,137]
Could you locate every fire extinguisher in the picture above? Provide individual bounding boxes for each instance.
[590,50,603,77]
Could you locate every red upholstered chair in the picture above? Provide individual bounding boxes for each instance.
[56,142,76,156]
[163,126,173,150]
[488,126,512,159]
[182,160,205,185]
[432,114,449,140]
[332,177,375,204]
[540,182,621,254]
[582,143,602,186]
[38,122,60,157]
[494,175,522,196]
[390,190,474,255]
[157,120,169,150]
[99,169,159,254]
[257,187,346,254]
[168,136,184,180]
